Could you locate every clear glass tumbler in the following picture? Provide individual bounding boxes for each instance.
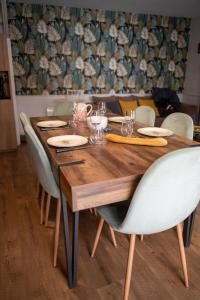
[90,110,102,143]
[121,120,133,137]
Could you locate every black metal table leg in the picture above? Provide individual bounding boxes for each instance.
[183,210,196,247]
[72,211,79,287]
[60,191,73,288]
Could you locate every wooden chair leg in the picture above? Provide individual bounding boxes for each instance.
[93,208,97,216]
[89,208,93,214]
[45,194,51,227]
[40,189,45,225]
[53,198,61,267]
[176,223,189,288]
[109,226,117,247]
[124,234,136,300]
[140,235,144,241]
[91,217,104,258]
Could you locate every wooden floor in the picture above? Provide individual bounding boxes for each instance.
[1,144,200,300]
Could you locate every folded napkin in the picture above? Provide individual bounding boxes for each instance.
[105,134,168,147]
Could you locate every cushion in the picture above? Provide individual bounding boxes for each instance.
[92,96,122,115]
[138,99,160,117]
[119,100,138,116]
[92,96,115,104]
[106,101,122,115]
[115,95,138,102]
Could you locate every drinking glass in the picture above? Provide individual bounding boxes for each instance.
[98,102,107,116]
[125,110,135,121]
[90,110,102,143]
[121,120,133,137]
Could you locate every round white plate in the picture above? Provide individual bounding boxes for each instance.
[47,135,88,147]
[137,127,173,137]
[108,116,126,123]
[37,120,67,128]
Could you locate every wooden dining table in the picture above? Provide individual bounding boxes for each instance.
[31,115,198,288]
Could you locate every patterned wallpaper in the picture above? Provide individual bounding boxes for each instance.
[7,3,191,95]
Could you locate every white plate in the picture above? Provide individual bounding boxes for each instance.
[47,135,88,147]
[137,127,173,137]
[108,116,127,123]
[37,120,67,128]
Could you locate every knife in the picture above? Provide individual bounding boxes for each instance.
[58,159,85,167]
[56,145,91,153]
[41,126,70,131]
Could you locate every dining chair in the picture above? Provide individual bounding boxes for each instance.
[19,111,31,126]
[66,89,84,95]
[19,112,42,200]
[135,106,155,126]
[23,121,61,267]
[161,112,194,140]
[20,113,117,266]
[91,147,200,300]
[52,101,74,116]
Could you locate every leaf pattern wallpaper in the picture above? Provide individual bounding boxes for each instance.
[7,3,191,95]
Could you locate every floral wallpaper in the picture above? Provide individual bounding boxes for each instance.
[7,3,191,95]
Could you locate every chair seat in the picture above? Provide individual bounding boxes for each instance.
[97,200,131,230]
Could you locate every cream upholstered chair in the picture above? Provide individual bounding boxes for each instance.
[52,101,74,116]
[161,112,194,140]
[135,106,155,126]
[19,111,31,126]
[20,113,116,263]
[91,147,200,300]
[19,112,43,199]
[66,89,84,95]
[20,113,61,267]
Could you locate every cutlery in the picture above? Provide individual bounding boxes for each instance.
[56,144,92,153]
[58,159,85,167]
[40,125,70,131]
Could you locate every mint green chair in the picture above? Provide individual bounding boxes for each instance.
[20,112,61,267]
[91,147,200,300]
[135,106,155,126]
[161,112,194,140]
[53,101,74,116]
[19,112,31,126]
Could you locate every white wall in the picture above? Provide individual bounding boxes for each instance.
[183,17,200,105]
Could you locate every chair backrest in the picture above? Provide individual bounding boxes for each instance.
[23,123,59,199]
[161,112,193,140]
[19,112,31,130]
[53,101,74,116]
[119,147,200,235]
[135,106,155,126]
[66,89,84,95]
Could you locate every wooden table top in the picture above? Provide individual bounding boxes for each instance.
[31,116,198,212]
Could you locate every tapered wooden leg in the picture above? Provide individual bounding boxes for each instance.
[54,198,61,267]
[91,217,104,258]
[176,223,189,288]
[109,226,117,247]
[40,189,45,225]
[45,194,51,227]
[93,208,97,216]
[124,234,136,300]
[89,208,93,214]
[140,235,144,241]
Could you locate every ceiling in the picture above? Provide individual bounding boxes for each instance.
[8,0,200,18]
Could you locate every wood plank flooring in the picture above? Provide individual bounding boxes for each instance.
[0,144,200,300]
